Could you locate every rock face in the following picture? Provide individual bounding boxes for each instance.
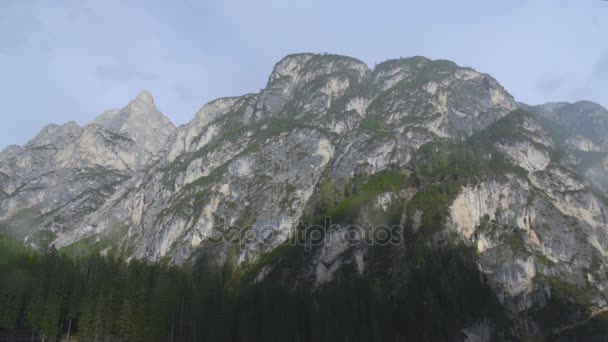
[1,53,607,336]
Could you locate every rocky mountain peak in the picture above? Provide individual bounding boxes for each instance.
[267,53,316,84]
[266,53,369,87]
[134,90,155,105]
[526,100,608,151]
[26,121,82,148]
[92,91,175,154]
[123,90,157,115]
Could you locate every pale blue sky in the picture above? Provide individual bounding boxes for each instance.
[1,0,606,149]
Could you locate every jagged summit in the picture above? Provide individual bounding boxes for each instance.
[93,90,162,126]
[92,90,175,154]
[134,90,155,105]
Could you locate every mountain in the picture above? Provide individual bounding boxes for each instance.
[71,54,516,263]
[523,101,608,151]
[0,91,175,247]
[1,53,608,338]
[92,90,176,155]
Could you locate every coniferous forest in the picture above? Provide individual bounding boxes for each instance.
[0,232,508,342]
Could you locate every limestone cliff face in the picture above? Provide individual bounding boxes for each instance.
[448,170,608,306]
[443,113,608,334]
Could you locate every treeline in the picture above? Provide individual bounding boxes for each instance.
[0,233,508,342]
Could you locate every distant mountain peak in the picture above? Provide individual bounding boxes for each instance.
[92,91,175,154]
[525,100,608,151]
[124,90,157,115]
[134,90,154,105]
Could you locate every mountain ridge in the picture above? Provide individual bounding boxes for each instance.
[1,52,608,338]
